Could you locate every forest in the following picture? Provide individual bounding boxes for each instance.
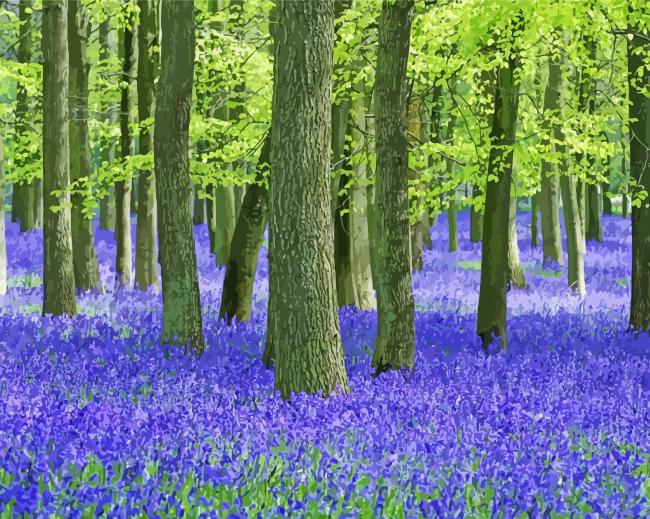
[0,0,649,516]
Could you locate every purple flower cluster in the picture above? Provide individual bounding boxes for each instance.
[0,212,648,516]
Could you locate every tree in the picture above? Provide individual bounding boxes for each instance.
[42,0,76,316]
[68,0,100,291]
[476,15,521,351]
[628,14,650,331]
[116,19,135,287]
[98,20,116,231]
[135,0,158,290]
[268,0,349,398]
[155,0,204,354]
[371,0,416,374]
[508,197,526,288]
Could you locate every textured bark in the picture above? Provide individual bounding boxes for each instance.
[508,197,526,289]
[539,58,564,265]
[476,49,520,350]
[268,0,349,398]
[68,0,100,291]
[371,0,415,374]
[349,92,375,310]
[470,183,483,243]
[586,183,603,242]
[155,0,204,354]
[219,134,270,323]
[628,26,650,331]
[99,21,116,231]
[214,183,236,265]
[0,138,6,296]
[135,0,158,290]
[116,24,135,287]
[13,0,36,232]
[42,0,76,316]
[531,194,539,248]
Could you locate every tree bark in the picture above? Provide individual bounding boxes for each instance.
[155,0,204,354]
[508,197,526,288]
[68,0,100,291]
[621,142,629,218]
[116,23,135,287]
[560,173,586,296]
[586,183,603,241]
[214,183,236,265]
[268,0,349,398]
[13,0,36,232]
[99,21,116,231]
[192,187,205,224]
[371,0,416,374]
[219,134,270,323]
[470,183,483,243]
[445,112,458,252]
[602,145,612,215]
[531,194,539,248]
[42,0,76,316]
[476,39,520,351]
[135,0,158,290]
[628,24,650,331]
[539,58,564,265]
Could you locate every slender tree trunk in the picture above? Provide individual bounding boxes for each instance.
[68,0,100,291]
[476,42,520,351]
[577,181,586,244]
[602,149,612,216]
[192,187,205,224]
[531,194,539,248]
[135,0,158,290]
[219,134,270,323]
[268,0,349,398]
[0,137,6,296]
[14,0,36,232]
[99,21,116,231]
[349,91,375,310]
[155,0,204,354]
[214,183,236,265]
[42,0,76,316]
[586,183,603,241]
[560,173,586,296]
[444,112,458,252]
[621,139,629,218]
[470,184,483,243]
[116,24,135,287]
[205,184,216,253]
[508,197,526,288]
[371,0,415,374]
[233,185,245,220]
[628,25,650,331]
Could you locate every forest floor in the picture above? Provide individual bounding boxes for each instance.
[0,211,648,517]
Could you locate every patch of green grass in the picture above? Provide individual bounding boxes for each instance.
[8,273,43,289]
[455,260,481,271]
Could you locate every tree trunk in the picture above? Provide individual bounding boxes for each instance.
[560,174,586,296]
[586,183,603,241]
[508,197,526,288]
[68,0,100,291]
[628,25,650,331]
[219,134,270,323]
[444,112,458,253]
[192,187,205,224]
[577,181,586,245]
[42,0,76,316]
[349,91,375,310]
[155,0,204,354]
[233,184,245,220]
[116,24,135,288]
[0,137,6,296]
[99,21,116,231]
[602,148,612,215]
[214,183,236,265]
[476,46,520,351]
[205,184,216,253]
[470,183,483,242]
[14,0,36,232]
[268,0,349,398]
[539,58,564,265]
[531,194,539,248]
[371,0,415,375]
[621,139,629,218]
[135,0,158,291]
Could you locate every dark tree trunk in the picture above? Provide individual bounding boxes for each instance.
[135,0,158,290]
[531,194,539,248]
[445,112,458,252]
[602,145,612,215]
[621,140,629,218]
[155,0,204,354]
[267,0,349,398]
[193,187,205,224]
[476,39,520,351]
[586,183,603,242]
[470,184,483,243]
[99,21,116,231]
[116,23,135,287]
[371,0,416,375]
[628,25,650,331]
[219,134,270,323]
[539,58,564,265]
[42,0,76,316]
[68,0,100,291]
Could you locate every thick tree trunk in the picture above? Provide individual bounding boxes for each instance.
[214,183,236,265]
[586,183,603,241]
[99,21,116,231]
[371,0,415,374]
[0,137,6,296]
[508,197,526,288]
[268,0,349,398]
[116,24,135,287]
[628,26,650,331]
[349,92,375,310]
[531,194,539,248]
[68,0,100,291]
[233,185,245,220]
[219,134,270,323]
[14,0,36,232]
[155,0,204,354]
[539,59,564,265]
[560,174,586,296]
[135,0,158,291]
[470,184,483,243]
[476,50,520,351]
[42,0,76,316]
